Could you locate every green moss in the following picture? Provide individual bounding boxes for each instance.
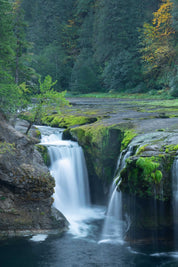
[35,129,41,138]
[136,157,162,184]
[120,155,168,200]
[136,144,149,155]
[152,170,163,184]
[121,130,137,151]
[71,124,122,184]
[71,124,110,147]
[42,114,97,128]
[165,144,178,153]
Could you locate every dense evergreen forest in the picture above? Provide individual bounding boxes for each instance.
[0,0,178,113]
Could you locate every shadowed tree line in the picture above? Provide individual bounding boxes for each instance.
[0,0,177,115]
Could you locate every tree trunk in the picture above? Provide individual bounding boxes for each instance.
[25,121,33,135]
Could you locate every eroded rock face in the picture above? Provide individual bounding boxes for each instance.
[69,125,123,203]
[118,131,178,242]
[0,116,68,237]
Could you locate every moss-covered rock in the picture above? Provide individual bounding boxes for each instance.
[118,131,178,201]
[116,131,177,242]
[42,114,97,128]
[121,130,137,151]
[120,154,173,200]
[69,124,123,202]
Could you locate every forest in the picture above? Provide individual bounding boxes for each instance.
[0,0,178,114]
[1,1,178,265]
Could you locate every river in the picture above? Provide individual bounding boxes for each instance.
[0,125,178,266]
[1,225,178,266]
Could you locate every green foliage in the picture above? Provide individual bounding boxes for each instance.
[165,144,178,153]
[121,130,137,151]
[70,49,102,93]
[0,0,36,115]
[152,170,163,184]
[21,0,163,95]
[136,144,149,155]
[140,0,177,91]
[0,83,28,114]
[103,52,133,91]
[13,0,34,85]
[71,124,122,184]
[25,75,69,133]
[32,44,71,91]
[0,0,15,77]
[42,114,95,128]
[136,157,162,184]
[1,0,177,101]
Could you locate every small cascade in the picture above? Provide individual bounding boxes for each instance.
[100,146,133,244]
[37,126,91,236]
[49,143,90,214]
[172,156,178,250]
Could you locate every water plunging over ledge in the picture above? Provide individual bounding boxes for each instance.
[99,146,133,244]
[1,127,178,266]
[37,126,103,237]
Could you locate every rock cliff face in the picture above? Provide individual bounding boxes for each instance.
[60,98,178,243]
[18,97,178,243]
[0,115,68,238]
[68,125,123,203]
[118,132,178,241]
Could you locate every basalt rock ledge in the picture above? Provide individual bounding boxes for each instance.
[0,115,68,238]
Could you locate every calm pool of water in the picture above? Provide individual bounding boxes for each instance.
[0,212,178,267]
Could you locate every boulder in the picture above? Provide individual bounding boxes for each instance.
[0,115,68,238]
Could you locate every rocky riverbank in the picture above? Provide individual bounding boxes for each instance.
[0,114,68,238]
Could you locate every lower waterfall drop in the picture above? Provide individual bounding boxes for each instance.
[100,147,133,244]
[172,156,178,250]
[37,126,92,237]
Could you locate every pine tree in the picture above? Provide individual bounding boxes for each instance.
[0,1,24,114]
[0,0,15,83]
[12,0,37,86]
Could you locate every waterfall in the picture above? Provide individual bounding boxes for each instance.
[99,146,133,244]
[172,156,178,250]
[37,126,92,236]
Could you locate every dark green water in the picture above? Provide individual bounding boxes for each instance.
[0,216,178,267]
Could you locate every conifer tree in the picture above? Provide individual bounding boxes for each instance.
[0,0,15,83]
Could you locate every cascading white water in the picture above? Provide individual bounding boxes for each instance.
[37,126,94,236]
[100,146,133,244]
[172,156,178,249]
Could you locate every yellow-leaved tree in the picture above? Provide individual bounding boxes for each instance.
[140,0,176,89]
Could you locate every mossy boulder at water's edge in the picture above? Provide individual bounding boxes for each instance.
[119,132,178,201]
